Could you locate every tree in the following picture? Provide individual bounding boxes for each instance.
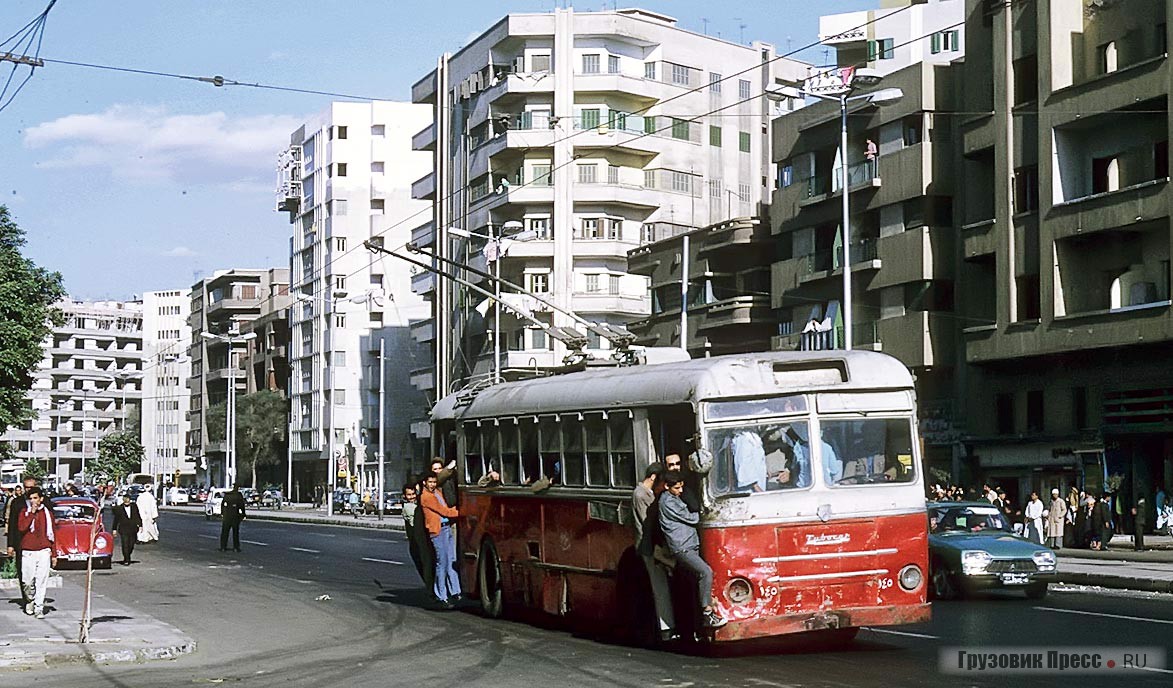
[23,457,46,480]
[206,390,288,487]
[91,431,144,485]
[0,205,66,436]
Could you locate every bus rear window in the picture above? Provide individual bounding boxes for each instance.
[819,418,915,486]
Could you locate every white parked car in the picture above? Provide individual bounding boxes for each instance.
[204,488,227,519]
[168,487,190,505]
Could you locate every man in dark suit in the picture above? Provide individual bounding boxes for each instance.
[6,477,37,603]
[220,485,247,552]
[111,493,143,565]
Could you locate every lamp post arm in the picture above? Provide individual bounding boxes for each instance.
[363,241,587,355]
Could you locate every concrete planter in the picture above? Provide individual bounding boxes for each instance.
[0,575,62,590]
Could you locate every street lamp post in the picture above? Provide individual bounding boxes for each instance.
[200,330,256,488]
[767,74,902,350]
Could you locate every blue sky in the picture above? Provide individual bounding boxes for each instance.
[0,1,876,300]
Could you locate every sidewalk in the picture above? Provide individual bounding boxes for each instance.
[1052,532,1173,593]
[160,504,406,531]
[0,575,194,670]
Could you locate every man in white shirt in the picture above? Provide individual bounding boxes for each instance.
[1024,492,1044,544]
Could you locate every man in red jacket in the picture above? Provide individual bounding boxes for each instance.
[419,472,460,608]
[16,487,56,618]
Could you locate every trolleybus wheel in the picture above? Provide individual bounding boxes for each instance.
[478,539,504,618]
[617,551,659,647]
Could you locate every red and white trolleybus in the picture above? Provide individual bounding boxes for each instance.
[431,350,930,644]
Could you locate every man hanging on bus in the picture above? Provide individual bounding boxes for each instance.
[658,470,727,630]
[420,472,461,609]
[631,461,676,642]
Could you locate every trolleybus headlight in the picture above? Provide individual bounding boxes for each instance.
[94,536,108,549]
[898,564,923,591]
[725,578,753,605]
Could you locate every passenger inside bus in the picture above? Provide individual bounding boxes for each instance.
[720,423,813,493]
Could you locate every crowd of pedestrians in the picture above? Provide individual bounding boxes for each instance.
[928,481,1170,552]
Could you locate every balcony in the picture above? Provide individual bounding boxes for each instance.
[698,218,769,257]
[411,69,437,104]
[409,367,435,392]
[410,319,435,344]
[411,270,435,297]
[206,297,263,316]
[470,130,557,177]
[482,72,556,105]
[798,159,882,208]
[571,293,648,316]
[818,11,869,46]
[697,295,772,331]
[411,219,435,248]
[569,238,639,259]
[962,219,997,259]
[876,311,954,369]
[412,123,436,152]
[571,72,663,105]
[796,239,881,285]
[411,173,436,201]
[572,182,660,209]
[873,225,954,289]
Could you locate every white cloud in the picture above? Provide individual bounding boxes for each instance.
[161,246,198,258]
[23,105,302,187]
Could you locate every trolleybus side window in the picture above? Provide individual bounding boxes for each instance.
[608,413,636,488]
[501,418,520,485]
[584,413,609,487]
[486,423,507,485]
[561,414,585,486]
[521,418,541,484]
[819,418,915,485]
[709,420,813,496]
[464,422,484,483]
[539,416,561,483]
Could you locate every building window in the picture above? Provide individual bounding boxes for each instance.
[868,38,895,61]
[670,118,689,140]
[643,115,657,135]
[582,54,600,74]
[336,163,348,177]
[608,55,620,74]
[779,163,794,188]
[334,389,346,406]
[644,62,655,79]
[371,198,385,212]
[371,161,384,173]
[708,179,723,198]
[607,110,628,131]
[644,169,655,188]
[1072,387,1089,430]
[335,237,346,252]
[669,171,692,194]
[605,217,621,239]
[670,63,690,85]
[1092,155,1120,194]
[371,124,385,136]
[240,284,258,299]
[608,274,620,295]
[608,165,619,185]
[1013,54,1039,105]
[585,274,600,292]
[739,131,751,153]
[336,126,347,140]
[1026,390,1044,433]
[1016,274,1040,321]
[581,108,600,131]
[995,393,1015,435]
[334,314,346,328]
[577,163,598,184]
[709,72,722,93]
[738,79,751,99]
[709,125,721,147]
[532,164,552,186]
[333,351,347,367]
[526,216,551,239]
[532,54,551,72]
[1156,140,1169,179]
[1013,165,1039,213]
[581,218,600,239]
[532,328,547,350]
[526,273,550,293]
[738,183,751,203]
[1096,41,1118,75]
[369,311,383,325]
[931,30,960,54]
[335,275,346,291]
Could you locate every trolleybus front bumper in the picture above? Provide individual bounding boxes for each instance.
[711,602,932,642]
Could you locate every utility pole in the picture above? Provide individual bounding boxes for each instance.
[377,337,386,520]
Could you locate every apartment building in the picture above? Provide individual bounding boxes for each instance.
[955,0,1172,512]
[409,6,809,402]
[771,9,966,477]
[141,290,193,486]
[276,101,432,497]
[1,299,143,482]
[627,217,774,355]
[187,268,290,488]
[818,0,965,76]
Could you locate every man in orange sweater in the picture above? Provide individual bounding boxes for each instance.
[419,472,461,608]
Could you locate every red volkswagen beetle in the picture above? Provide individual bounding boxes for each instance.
[50,497,113,569]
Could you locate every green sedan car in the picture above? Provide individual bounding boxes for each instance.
[928,502,1057,600]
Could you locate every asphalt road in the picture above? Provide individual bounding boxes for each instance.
[26,511,1173,688]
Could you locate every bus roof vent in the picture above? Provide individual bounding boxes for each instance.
[771,360,848,387]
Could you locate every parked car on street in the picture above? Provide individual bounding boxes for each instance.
[383,493,403,515]
[260,487,283,509]
[168,487,190,505]
[204,488,228,519]
[928,502,1057,600]
[50,497,113,569]
[331,489,356,514]
[241,487,261,508]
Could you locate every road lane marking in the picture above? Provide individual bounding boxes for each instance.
[1034,607,1173,625]
[1136,666,1173,675]
[197,534,218,539]
[289,547,321,554]
[306,533,337,537]
[862,627,939,639]
[361,557,404,565]
[241,540,269,546]
[361,537,389,543]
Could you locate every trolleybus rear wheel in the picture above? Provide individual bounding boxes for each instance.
[478,539,504,618]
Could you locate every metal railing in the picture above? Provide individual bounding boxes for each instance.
[800,238,878,275]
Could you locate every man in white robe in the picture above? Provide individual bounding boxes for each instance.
[136,489,160,543]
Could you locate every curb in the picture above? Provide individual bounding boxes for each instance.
[1057,573,1173,594]
[160,506,404,532]
[1,639,196,670]
[0,576,62,590]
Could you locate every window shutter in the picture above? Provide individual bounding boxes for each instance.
[867,40,877,62]
[931,33,941,54]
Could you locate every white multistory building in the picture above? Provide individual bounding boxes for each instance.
[408,6,809,405]
[817,0,965,76]
[141,290,193,486]
[276,101,432,497]
[0,299,143,483]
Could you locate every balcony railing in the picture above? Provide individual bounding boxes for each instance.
[798,321,880,350]
[800,238,878,275]
[799,159,880,198]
